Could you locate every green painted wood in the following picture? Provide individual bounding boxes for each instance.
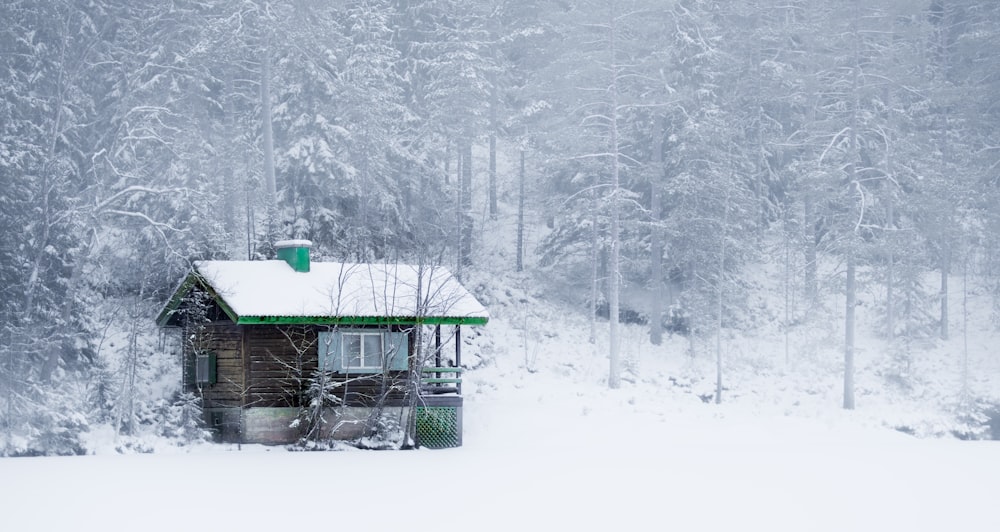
[416,406,461,449]
[235,315,488,326]
[422,378,462,384]
[276,245,310,272]
[421,367,462,373]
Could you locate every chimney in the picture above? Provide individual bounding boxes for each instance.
[275,240,312,273]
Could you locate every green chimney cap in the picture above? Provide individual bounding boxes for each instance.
[275,240,312,272]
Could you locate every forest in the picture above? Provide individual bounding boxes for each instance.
[2,0,999,455]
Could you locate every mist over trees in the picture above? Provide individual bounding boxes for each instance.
[2,0,999,455]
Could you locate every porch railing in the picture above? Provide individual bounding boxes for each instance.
[420,367,462,395]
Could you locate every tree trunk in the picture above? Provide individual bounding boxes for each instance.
[488,73,498,220]
[589,181,598,345]
[803,197,818,302]
[516,149,525,272]
[460,139,473,267]
[222,65,237,236]
[844,1,860,411]
[444,142,451,186]
[608,5,621,389]
[844,254,856,410]
[455,148,464,279]
[715,190,730,404]
[962,250,969,394]
[489,131,497,219]
[783,204,792,366]
[261,32,277,208]
[940,254,950,340]
[649,115,665,346]
[886,193,895,342]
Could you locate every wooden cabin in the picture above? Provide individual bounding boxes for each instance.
[156,240,488,448]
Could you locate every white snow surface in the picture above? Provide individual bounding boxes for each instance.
[6,275,1000,531]
[8,218,1000,530]
[273,238,313,248]
[193,260,488,320]
[1,396,996,531]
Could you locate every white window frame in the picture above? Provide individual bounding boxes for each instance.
[341,332,385,371]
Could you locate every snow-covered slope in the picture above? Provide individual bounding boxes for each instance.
[462,258,1000,442]
[5,232,1000,531]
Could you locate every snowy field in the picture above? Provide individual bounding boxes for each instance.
[4,263,1000,531]
[1,398,997,532]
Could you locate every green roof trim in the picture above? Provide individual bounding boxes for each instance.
[235,315,488,326]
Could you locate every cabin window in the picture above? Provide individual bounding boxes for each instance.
[342,332,383,370]
[319,330,409,373]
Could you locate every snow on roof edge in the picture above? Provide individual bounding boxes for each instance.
[191,260,489,322]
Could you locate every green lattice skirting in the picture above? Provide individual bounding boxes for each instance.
[416,406,461,449]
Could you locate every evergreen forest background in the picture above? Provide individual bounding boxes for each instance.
[3,0,1000,455]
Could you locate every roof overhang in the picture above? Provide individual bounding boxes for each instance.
[234,315,488,326]
[155,272,241,328]
[155,262,489,328]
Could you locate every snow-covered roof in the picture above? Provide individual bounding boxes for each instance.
[157,260,488,326]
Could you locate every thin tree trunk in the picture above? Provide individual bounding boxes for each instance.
[941,256,950,340]
[844,254,856,410]
[589,183,598,345]
[222,65,237,235]
[783,204,791,366]
[962,249,969,394]
[444,142,451,186]
[460,140,473,266]
[261,32,276,208]
[516,149,525,272]
[608,5,622,389]
[886,194,895,342]
[649,115,665,346]
[715,191,730,404]
[489,131,497,219]
[803,197,818,302]
[884,13,898,345]
[488,73,498,220]
[455,147,464,280]
[844,0,860,411]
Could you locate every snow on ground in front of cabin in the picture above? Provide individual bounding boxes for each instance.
[4,292,1000,531]
[5,259,1000,531]
[0,397,997,531]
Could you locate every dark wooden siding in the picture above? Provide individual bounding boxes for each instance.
[183,322,244,409]
[184,323,414,409]
[245,325,313,407]
[245,325,412,408]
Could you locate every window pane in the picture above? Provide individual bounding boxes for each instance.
[343,334,362,368]
[363,334,383,368]
[196,354,209,383]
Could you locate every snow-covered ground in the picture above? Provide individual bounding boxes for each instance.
[5,212,1000,530]
[1,390,997,531]
[4,283,1000,531]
